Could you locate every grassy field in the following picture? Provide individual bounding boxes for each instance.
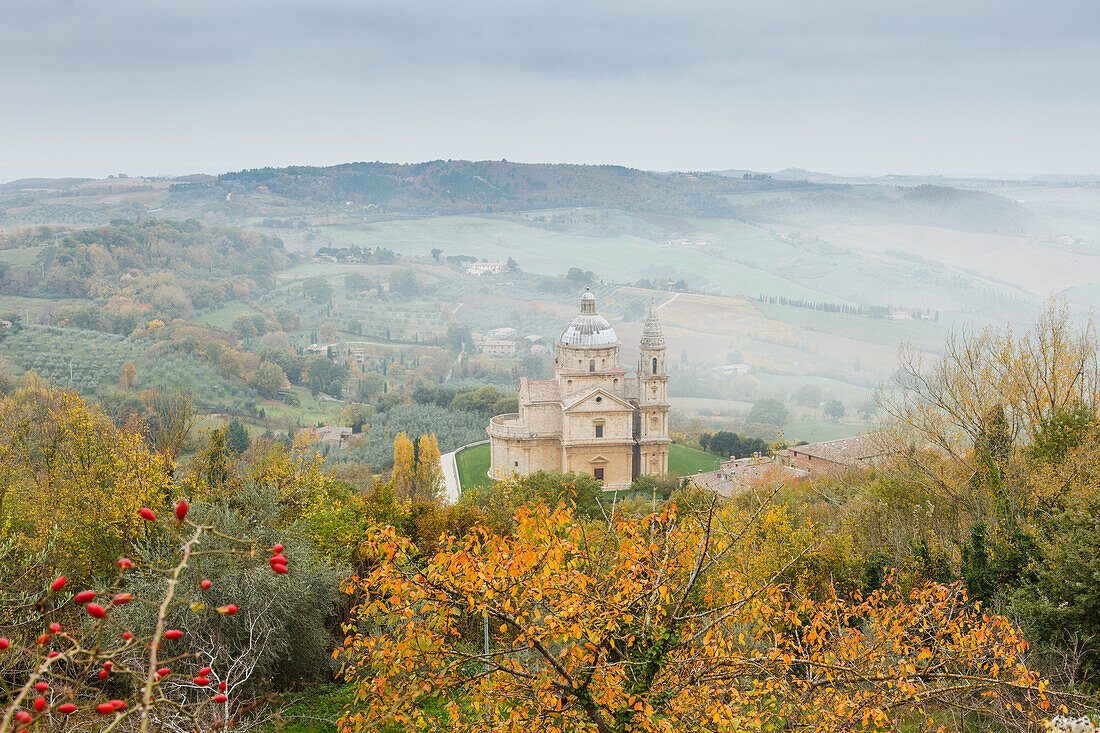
[195,301,263,329]
[668,443,722,476]
[784,418,871,443]
[455,442,491,491]
[314,214,843,303]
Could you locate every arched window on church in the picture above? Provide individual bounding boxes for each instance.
[589,359,595,372]
[652,357,658,374]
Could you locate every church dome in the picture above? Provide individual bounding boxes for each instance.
[558,288,618,347]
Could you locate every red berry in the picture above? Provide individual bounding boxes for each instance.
[58,704,77,715]
[86,603,106,619]
[157,667,171,677]
[270,554,287,565]
[0,637,9,650]
[117,558,134,570]
[175,500,189,522]
[49,623,61,633]
[217,604,238,615]
[34,696,46,712]
[110,700,126,711]
[47,652,59,659]
[112,593,132,605]
[271,563,288,574]
[74,590,96,604]
[198,666,211,675]
[98,670,109,680]
[36,634,50,645]
[102,661,113,671]
[200,579,212,589]
[96,702,115,714]
[122,631,133,640]
[272,543,284,553]
[193,676,210,686]
[15,710,32,725]
[34,682,49,692]
[213,694,228,702]
[163,629,183,640]
[218,680,227,691]
[50,576,66,592]
[138,507,156,521]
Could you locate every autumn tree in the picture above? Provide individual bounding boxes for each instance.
[338,501,1057,733]
[391,432,416,504]
[413,434,443,505]
[118,361,137,390]
[144,390,194,479]
[879,300,1100,560]
[0,389,171,583]
[251,360,288,399]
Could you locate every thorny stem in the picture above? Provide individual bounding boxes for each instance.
[139,522,205,733]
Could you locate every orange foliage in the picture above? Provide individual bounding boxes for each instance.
[338,502,1053,733]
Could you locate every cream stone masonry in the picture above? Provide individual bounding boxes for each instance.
[488,288,670,490]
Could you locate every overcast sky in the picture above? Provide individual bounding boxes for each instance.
[1,0,1097,181]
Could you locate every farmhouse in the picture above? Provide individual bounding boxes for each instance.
[784,433,893,474]
[467,262,507,276]
[487,289,670,490]
[688,456,807,497]
[304,426,353,446]
[479,339,517,358]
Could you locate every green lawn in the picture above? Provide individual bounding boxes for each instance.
[784,418,871,444]
[668,443,721,476]
[194,301,261,329]
[455,442,490,491]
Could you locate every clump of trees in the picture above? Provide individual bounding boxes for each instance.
[698,430,770,458]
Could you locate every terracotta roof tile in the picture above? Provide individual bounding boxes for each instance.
[789,433,891,465]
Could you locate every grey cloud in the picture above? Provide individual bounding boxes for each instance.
[0,0,1097,179]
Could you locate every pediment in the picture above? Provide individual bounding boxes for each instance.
[562,386,633,412]
[588,455,610,465]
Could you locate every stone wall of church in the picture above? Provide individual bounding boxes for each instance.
[562,404,633,443]
[562,442,634,489]
[521,402,563,435]
[489,435,562,480]
[556,344,621,374]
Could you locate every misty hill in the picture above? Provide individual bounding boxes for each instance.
[734,184,1036,234]
[170,160,740,217]
[0,218,291,300]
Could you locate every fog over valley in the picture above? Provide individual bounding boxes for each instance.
[3,3,1100,731]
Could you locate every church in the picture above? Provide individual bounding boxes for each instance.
[487,288,670,490]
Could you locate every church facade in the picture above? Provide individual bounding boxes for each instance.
[487,289,670,490]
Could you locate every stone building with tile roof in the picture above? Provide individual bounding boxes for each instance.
[487,289,670,490]
[785,433,893,474]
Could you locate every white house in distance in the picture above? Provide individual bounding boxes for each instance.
[467,262,507,276]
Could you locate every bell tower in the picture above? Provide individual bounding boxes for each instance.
[637,302,670,475]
